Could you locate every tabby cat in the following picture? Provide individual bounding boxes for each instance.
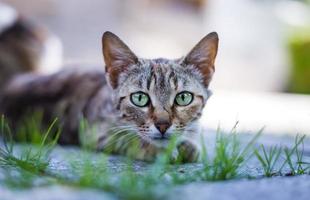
[0,31,218,163]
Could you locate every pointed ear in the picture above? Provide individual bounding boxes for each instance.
[102,31,138,89]
[183,32,219,87]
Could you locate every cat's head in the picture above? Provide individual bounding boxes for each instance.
[102,31,218,145]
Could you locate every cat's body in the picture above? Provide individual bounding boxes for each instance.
[0,30,218,162]
[1,69,113,145]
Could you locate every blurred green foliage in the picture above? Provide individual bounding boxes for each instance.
[288,29,310,94]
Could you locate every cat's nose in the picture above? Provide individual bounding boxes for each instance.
[155,121,171,135]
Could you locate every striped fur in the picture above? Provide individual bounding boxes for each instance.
[0,31,218,162]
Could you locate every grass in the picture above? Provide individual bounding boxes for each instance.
[282,135,309,175]
[0,115,60,172]
[15,112,49,144]
[197,125,263,181]
[0,116,309,199]
[254,145,282,177]
[254,134,310,177]
[0,115,61,188]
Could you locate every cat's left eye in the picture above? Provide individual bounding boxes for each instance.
[175,91,193,106]
[130,92,150,107]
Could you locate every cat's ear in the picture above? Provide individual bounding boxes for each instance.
[102,31,138,89]
[183,32,219,87]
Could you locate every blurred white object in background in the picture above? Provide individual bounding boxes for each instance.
[200,0,310,135]
[203,0,289,92]
[122,0,206,59]
[275,0,310,27]
[38,33,63,74]
[201,90,310,135]
[0,2,17,33]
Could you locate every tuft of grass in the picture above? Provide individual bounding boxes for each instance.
[254,145,282,177]
[255,134,310,177]
[15,112,46,144]
[78,118,100,151]
[0,115,60,175]
[197,125,263,181]
[162,125,264,184]
[281,135,309,176]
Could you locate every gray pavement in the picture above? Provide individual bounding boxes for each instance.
[0,130,309,200]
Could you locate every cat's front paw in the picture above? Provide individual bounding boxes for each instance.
[176,140,200,163]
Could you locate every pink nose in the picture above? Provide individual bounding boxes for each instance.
[155,121,171,135]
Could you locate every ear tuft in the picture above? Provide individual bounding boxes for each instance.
[102,31,138,89]
[183,32,219,87]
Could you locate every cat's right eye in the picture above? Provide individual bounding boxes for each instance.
[130,92,150,107]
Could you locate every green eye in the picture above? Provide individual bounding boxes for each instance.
[175,91,193,106]
[130,92,150,107]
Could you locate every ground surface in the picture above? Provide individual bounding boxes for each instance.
[0,130,309,200]
[1,175,309,200]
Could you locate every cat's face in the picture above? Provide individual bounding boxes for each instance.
[102,32,218,145]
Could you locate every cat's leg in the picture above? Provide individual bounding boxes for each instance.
[96,130,201,163]
[96,131,164,162]
[176,140,200,163]
[97,135,202,163]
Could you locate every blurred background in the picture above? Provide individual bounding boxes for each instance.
[1,0,310,135]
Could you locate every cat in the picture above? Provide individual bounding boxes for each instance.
[0,31,218,163]
[0,2,62,90]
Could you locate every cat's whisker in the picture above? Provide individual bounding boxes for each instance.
[104,130,132,140]
[100,129,134,146]
[102,133,138,151]
[104,133,136,148]
[119,135,141,149]
[108,125,136,131]
[108,125,137,132]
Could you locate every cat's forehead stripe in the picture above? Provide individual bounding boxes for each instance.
[146,67,154,90]
[134,59,186,94]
